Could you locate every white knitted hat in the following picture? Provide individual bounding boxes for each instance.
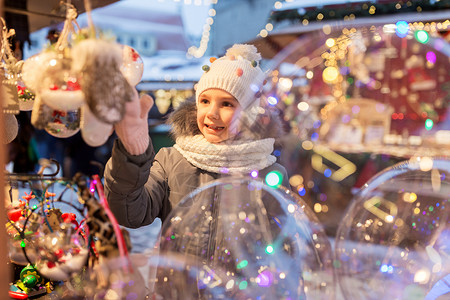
[195,44,265,118]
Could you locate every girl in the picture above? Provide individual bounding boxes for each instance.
[104,44,289,228]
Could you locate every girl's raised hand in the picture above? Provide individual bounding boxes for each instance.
[114,89,154,155]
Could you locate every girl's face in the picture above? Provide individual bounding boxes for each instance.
[197,89,241,143]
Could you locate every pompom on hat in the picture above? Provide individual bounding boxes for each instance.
[195,44,265,122]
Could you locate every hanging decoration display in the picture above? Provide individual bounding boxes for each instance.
[261,22,450,158]
[1,18,35,114]
[16,0,144,147]
[5,160,146,299]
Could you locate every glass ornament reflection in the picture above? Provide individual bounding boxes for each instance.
[334,157,450,300]
[155,177,335,299]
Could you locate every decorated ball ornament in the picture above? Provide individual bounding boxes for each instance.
[16,80,36,111]
[44,109,81,138]
[21,51,59,93]
[334,157,450,300]
[6,217,41,265]
[119,45,144,86]
[1,113,18,144]
[158,177,335,299]
[34,221,88,281]
[39,55,85,111]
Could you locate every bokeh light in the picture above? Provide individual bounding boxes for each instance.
[258,22,449,236]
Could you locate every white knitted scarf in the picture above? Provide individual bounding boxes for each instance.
[174,134,276,174]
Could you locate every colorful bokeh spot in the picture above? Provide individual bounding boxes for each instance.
[236,260,248,269]
[265,171,283,188]
[238,280,248,290]
[414,30,429,44]
[425,119,434,130]
[265,245,274,254]
[395,20,409,37]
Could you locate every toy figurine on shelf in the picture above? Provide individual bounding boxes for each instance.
[9,264,52,299]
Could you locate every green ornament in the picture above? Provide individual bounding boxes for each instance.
[251,60,257,67]
[23,274,38,288]
[202,65,210,72]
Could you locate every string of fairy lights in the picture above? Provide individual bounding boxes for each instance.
[187,2,218,58]
[155,0,218,58]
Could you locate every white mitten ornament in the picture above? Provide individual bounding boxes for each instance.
[80,104,113,147]
[71,39,135,124]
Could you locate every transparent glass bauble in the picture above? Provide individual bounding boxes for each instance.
[76,256,147,300]
[39,55,84,111]
[16,80,36,111]
[5,215,41,265]
[334,157,450,300]
[21,51,59,93]
[120,45,144,86]
[157,177,335,299]
[34,221,88,281]
[44,109,80,138]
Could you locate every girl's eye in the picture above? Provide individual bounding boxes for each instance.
[223,101,234,107]
[200,99,209,104]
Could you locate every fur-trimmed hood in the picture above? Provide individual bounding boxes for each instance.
[166,98,285,142]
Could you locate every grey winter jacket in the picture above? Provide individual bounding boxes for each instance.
[104,100,289,228]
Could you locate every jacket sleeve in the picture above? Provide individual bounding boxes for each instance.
[103,138,169,228]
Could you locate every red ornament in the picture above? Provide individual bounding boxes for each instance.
[7,209,23,222]
[54,249,64,259]
[17,85,25,95]
[130,48,139,62]
[66,78,81,91]
[236,68,243,77]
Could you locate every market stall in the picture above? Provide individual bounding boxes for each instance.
[1,0,449,299]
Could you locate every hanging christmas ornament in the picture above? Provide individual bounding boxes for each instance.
[6,211,42,265]
[44,108,81,138]
[30,94,55,130]
[71,37,134,124]
[21,51,59,93]
[80,104,113,147]
[1,18,35,113]
[16,81,35,111]
[120,45,144,86]
[35,221,88,281]
[39,55,85,111]
[1,113,18,144]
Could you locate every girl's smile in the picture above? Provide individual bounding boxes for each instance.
[197,89,241,143]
